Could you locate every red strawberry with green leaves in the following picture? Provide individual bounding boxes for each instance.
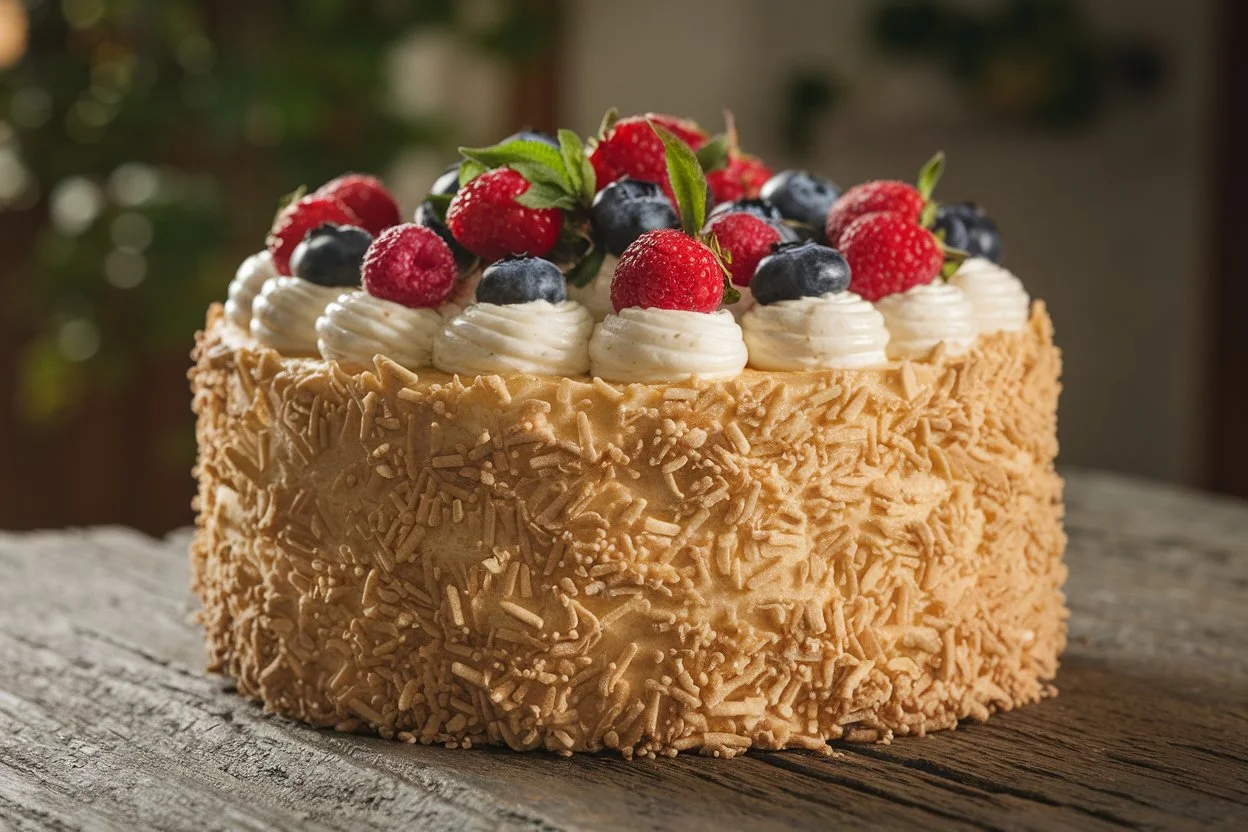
[610,121,738,313]
[588,111,708,196]
[267,193,361,275]
[839,211,945,302]
[825,153,944,247]
[698,112,772,204]
[446,168,562,261]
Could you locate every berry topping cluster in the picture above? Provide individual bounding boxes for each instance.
[249,109,1008,329]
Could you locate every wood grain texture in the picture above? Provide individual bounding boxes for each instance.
[1,470,1246,832]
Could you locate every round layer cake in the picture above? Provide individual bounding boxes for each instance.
[189,302,1065,758]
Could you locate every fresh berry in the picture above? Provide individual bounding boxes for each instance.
[589,114,705,194]
[825,180,924,248]
[931,205,971,251]
[709,198,784,225]
[709,212,783,287]
[290,223,374,287]
[446,168,563,261]
[590,178,680,256]
[751,241,852,305]
[476,256,566,305]
[760,170,842,241]
[707,154,772,203]
[610,229,724,313]
[501,129,559,147]
[314,174,401,236]
[941,202,1003,262]
[361,223,457,308]
[267,195,361,275]
[413,163,477,275]
[839,212,943,302]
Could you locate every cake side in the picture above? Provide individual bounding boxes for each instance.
[189,302,1065,757]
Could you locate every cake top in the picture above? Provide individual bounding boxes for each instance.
[231,110,1024,381]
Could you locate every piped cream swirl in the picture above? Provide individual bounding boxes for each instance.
[566,254,618,321]
[875,282,979,360]
[250,276,342,355]
[316,290,443,370]
[742,292,889,370]
[589,308,748,383]
[433,300,595,376]
[949,257,1030,333]
[225,251,276,330]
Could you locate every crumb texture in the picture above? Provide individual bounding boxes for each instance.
[189,303,1066,758]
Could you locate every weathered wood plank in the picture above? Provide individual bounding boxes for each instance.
[1,470,1246,831]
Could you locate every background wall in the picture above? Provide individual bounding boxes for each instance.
[564,0,1216,486]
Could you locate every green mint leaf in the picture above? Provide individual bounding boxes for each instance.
[649,120,707,236]
[564,243,606,288]
[598,107,620,139]
[514,182,578,211]
[274,185,307,224]
[557,129,596,204]
[722,281,741,305]
[695,134,730,172]
[459,160,486,188]
[460,139,573,192]
[939,242,968,279]
[917,151,945,202]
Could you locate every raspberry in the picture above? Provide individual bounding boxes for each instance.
[610,229,724,313]
[839,212,943,302]
[589,114,705,194]
[708,212,782,287]
[446,168,562,262]
[267,196,360,275]
[361,223,457,308]
[315,174,402,236]
[707,155,772,204]
[825,181,924,248]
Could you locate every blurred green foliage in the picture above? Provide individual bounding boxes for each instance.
[1,0,553,422]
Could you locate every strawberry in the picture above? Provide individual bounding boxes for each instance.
[707,155,772,203]
[445,168,563,261]
[610,228,724,313]
[315,174,401,236]
[839,212,943,302]
[267,195,361,275]
[589,113,706,194]
[361,223,457,308]
[708,212,782,286]
[825,153,945,247]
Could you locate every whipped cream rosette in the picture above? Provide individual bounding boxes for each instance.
[565,254,617,322]
[949,257,1029,333]
[251,277,344,355]
[225,251,277,330]
[589,307,748,382]
[875,281,979,359]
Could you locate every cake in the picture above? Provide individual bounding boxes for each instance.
[189,114,1065,758]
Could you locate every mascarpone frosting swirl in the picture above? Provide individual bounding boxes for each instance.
[589,308,748,383]
[250,276,342,356]
[949,257,1030,333]
[225,251,276,330]
[875,281,979,360]
[433,300,595,376]
[741,291,889,370]
[565,254,618,321]
[315,290,443,370]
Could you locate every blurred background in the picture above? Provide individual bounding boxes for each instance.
[0,0,1244,534]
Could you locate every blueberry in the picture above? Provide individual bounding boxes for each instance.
[290,223,373,287]
[476,256,566,305]
[414,163,477,275]
[751,241,851,305]
[430,162,461,197]
[590,178,680,257]
[709,198,784,224]
[759,170,842,242]
[943,202,1003,263]
[932,205,971,251]
[503,129,559,147]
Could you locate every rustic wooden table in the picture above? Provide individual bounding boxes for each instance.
[1,470,1245,831]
